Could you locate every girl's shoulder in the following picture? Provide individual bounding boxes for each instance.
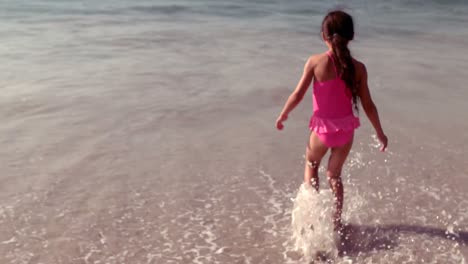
[352,57,367,79]
[307,52,330,63]
[304,52,332,71]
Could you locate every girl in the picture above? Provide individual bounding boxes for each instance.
[275,10,388,232]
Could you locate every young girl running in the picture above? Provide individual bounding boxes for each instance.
[276,10,388,232]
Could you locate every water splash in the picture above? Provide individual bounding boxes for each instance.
[289,180,369,263]
[291,184,338,262]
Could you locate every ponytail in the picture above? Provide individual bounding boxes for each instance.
[330,34,358,112]
[321,10,359,112]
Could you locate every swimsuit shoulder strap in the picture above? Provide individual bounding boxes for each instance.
[326,50,340,78]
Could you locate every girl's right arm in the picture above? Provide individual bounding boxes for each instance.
[276,56,316,130]
[357,62,388,151]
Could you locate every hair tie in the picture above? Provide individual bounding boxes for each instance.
[327,33,340,40]
[327,33,344,40]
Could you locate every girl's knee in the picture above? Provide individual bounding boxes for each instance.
[326,169,342,179]
[305,149,321,169]
[307,159,320,169]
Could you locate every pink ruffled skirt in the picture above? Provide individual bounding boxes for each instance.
[309,115,360,147]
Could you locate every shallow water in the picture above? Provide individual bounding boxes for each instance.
[0,0,467,263]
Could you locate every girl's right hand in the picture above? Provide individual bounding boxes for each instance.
[378,133,388,152]
[276,113,288,130]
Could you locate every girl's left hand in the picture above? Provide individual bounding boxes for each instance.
[275,113,288,130]
[377,133,388,152]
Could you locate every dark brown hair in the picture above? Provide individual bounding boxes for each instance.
[321,10,358,110]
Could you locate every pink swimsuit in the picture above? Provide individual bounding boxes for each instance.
[309,51,360,147]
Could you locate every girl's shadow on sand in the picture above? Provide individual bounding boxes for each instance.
[339,224,468,256]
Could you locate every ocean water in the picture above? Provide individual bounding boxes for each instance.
[0,0,468,263]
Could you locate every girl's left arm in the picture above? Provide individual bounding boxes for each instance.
[276,56,316,130]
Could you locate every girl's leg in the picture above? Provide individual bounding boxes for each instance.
[304,132,329,191]
[326,137,353,232]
